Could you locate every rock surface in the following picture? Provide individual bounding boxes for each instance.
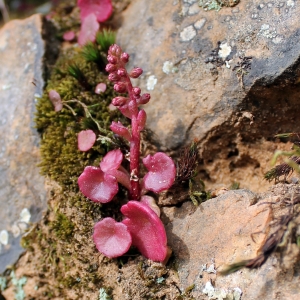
[117,0,300,192]
[0,14,47,273]
[163,187,300,299]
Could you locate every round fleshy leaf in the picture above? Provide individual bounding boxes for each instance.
[143,152,176,193]
[63,31,75,41]
[121,201,167,262]
[93,218,132,258]
[78,130,96,151]
[100,149,123,172]
[95,83,107,94]
[78,166,118,203]
[140,195,160,217]
[78,13,99,46]
[78,0,113,23]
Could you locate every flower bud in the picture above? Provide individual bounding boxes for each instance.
[109,44,122,56]
[133,87,141,96]
[128,100,138,116]
[112,96,128,106]
[120,52,129,63]
[108,72,120,82]
[137,109,147,131]
[119,105,132,119]
[129,67,143,78]
[117,68,127,77]
[105,63,117,73]
[110,121,131,141]
[107,55,118,64]
[137,93,151,105]
[114,82,127,93]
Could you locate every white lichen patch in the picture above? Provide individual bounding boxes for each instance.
[206,263,217,274]
[194,18,206,30]
[162,61,178,74]
[286,0,295,7]
[258,24,277,39]
[0,230,9,245]
[203,281,242,300]
[218,43,232,59]
[272,35,283,44]
[146,75,157,91]
[180,25,196,42]
[11,224,21,238]
[20,208,31,223]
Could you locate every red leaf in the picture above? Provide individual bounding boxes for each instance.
[78,166,118,203]
[143,152,176,193]
[121,201,167,262]
[78,13,99,46]
[78,0,113,23]
[78,130,96,151]
[100,149,123,172]
[93,218,132,258]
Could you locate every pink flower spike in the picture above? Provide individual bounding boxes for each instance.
[100,149,123,172]
[93,218,132,258]
[143,152,176,193]
[78,0,113,23]
[121,201,167,262]
[78,130,96,151]
[110,121,131,141]
[95,83,107,94]
[78,13,100,46]
[78,166,118,203]
[63,31,75,41]
[48,90,63,112]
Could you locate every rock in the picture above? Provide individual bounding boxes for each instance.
[117,0,300,192]
[0,14,47,273]
[162,188,300,299]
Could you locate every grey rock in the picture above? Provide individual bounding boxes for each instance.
[117,0,300,191]
[0,14,47,273]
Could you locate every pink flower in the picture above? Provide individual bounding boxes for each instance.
[93,218,132,258]
[78,129,96,151]
[78,0,113,23]
[142,152,176,193]
[78,13,100,46]
[121,201,167,262]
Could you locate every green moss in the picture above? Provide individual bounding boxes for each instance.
[51,213,75,240]
[32,25,125,297]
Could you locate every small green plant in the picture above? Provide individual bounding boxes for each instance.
[96,30,116,52]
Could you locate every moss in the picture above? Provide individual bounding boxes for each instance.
[50,213,75,240]
[29,20,125,297]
